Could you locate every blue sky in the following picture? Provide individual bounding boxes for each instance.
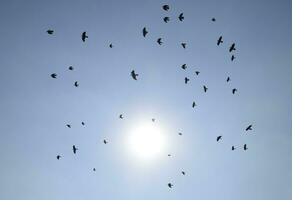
[0,0,291,199]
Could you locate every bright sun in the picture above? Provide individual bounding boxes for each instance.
[127,121,166,161]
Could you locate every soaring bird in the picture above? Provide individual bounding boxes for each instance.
[232,146,236,151]
[103,139,108,144]
[245,125,252,131]
[69,66,74,70]
[229,43,236,52]
[181,171,186,175]
[181,43,186,49]
[47,30,54,35]
[212,18,216,22]
[217,36,223,46]
[168,183,173,188]
[109,43,113,48]
[119,114,123,119]
[56,155,61,160]
[178,13,184,21]
[66,124,71,128]
[226,77,230,82]
[72,145,78,154]
[185,77,190,84]
[178,132,182,136]
[203,85,208,92]
[162,5,170,11]
[152,118,155,122]
[81,32,88,42]
[195,71,200,75]
[216,135,222,142]
[231,55,235,61]
[232,88,237,94]
[181,64,187,70]
[163,17,170,23]
[81,122,85,126]
[142,27,148,37]
[131,70,139,80]
[93,168,96,171]
[51,73,57,78]
[168,154,171,157]
[157,38,163,45]
[192,101,196,108]
[244,144,248,150]
[74,81,79,87]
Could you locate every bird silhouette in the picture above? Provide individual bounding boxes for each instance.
[245,125,252,131]
[119,114,123,119]
[217,36,223,46]
[178,13,184,21]
[185,77,190,84]
[103,139,108,144]
[131,70,139,80]
[93,168,96,171]
[232,88,237,94]
[182,171,186,175]
[168,154,171,157]
[195,71,200,75]
[216,135,222,142]
[56,155,61,160]
[72,145,78,154]
[157,38,163,45]
[66,124,71,128]
[226,77,230,82]
[51,73,57,78]
[181,43,186,49]
[231,55,235,61]
[229,43,236,52]
[47,30,54,35]
[244,144,248,150]
[232,146,236,151]
[69,66,74,70]
[109,43,113,48]
[163,17,170,23]
[192,101,196,108]
[178,132,182,136]
[74,81,79,87]
[168,183,173,188]
[203,85,208,92]
[152,118,155,122]
[81,32,88,42]
[81,122,85,126]
[212,18,216,22]
[181,64,187,70]
[162,5,170,11]
[142,27,148,37]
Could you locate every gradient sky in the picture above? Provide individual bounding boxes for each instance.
[0,0,292,199]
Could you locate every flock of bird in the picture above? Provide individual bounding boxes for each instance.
[48,4,254,189]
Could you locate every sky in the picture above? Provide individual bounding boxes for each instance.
[0,0,292,199]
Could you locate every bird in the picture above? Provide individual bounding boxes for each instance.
[216,135,222,142]
[74,81,79,87]
[181,64,187,70]
[157,38,163,45]
[217,36,223,46]
[168,154,171,157]
[93,168,96,171]
[168,183,173,188]
[56,155,61,160]
[72,145,78,154]
[232,88,237,94]
[178,132,182,136]
[47,29,54,35]
[162,4,170,11]
[66,124,71,128]
[163,17,170,23]
[51,73,57,78]
[232,146,236,151]
[178,13,184,21]
[81,122,85,126]
[244,144,248,150]
[185,77,190,84]
[203,85,208,92]
[245,125,252,131]
[109,43,113,48]
[152,118,155,122]
[192,101,196,108]
[142,27,148,37]
[81,32,88,42]
[182,171,186,175]
[226,77,230,82]
[229,43,236,52]
[231,55,235,61]
[103,139,108,144]
[195,71,200,75]
[181,43,186,49]
[131,70,139,80]
[68,66,74,70]
[212,18,216,22]
[119,114,123,119]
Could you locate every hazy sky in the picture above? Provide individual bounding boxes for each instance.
[0,0,292,199]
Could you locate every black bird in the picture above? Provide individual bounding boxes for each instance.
[195,71,200,75]
[178,13,184,21]
[119,114,123,119]
[181,64,187,70]
[231,55,235,61]
[51,73,57,78]
[74,81,79,87]
[103,139,108,144]
[81,32,88,42]
[131,70,139,80]
[93,168,96,171]
[203,85,208,92]
[226,77,230,82]
[69,66,74,70]
[244,144,248,150]
[216,135,222,142]
[181,43,186,49]
[212,18,216,22]
[56,155,61,160]
[245,125,252,131]
[192,101,196,108]
[162,5,170,11]
[185,77,190,84]
[142,27,148,37]
[66,124,71,128]
[232,146,236,151]
[81,122,85,126]
[72,145,78,154]
[109,43,113,48]
[168,154,171,157]
[168,183,173,188]
[229,43,236,52]
[232,88,237,94]
[217,36,223,46]
[182,171,186,175]
[157,38,163,45]
[163,17,170,23]
[178,132,182,136]
[47,30,54,35]
[152,118,155,122]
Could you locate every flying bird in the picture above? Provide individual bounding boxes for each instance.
[168,154,171,157]
[51,73,57,78]
[142,27,148,37]
[244,144,248,150]
[74,81,79,87]
[178,13,184,21]
[72,145,78,154]
[163,17,170,23]
[109,43,113,48]
[68,66,74,70]
[131,70,139,80]
[162,5,170,11]
[168,183,173,188]
[181,43,186,49]
[181,64,187,70]
[226,77,230,82]
[152,118,155,122]
[231,55,235,61]
[66,124,71,128]
[192,101,196,108]
[182,171,186,175]
[81,122,85,126]
[93,168,96,171]
[232,88,237,94]
[203,85,208,92]
[216,135,222,142]
[47,29,54,35]
[119,114,123,119]
[232,146,236,151]
[157,38,163,45]
[103,139,108,144]
[56,155,61,160]
[229,43,236,52]
[185,77,190,84]
[178,132,182,136]
[81,32,88,42]
[212,18,216,22]
[217,36,223,46]
[245,125,252,131]
[195,71,200,75]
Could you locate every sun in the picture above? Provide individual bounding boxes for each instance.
[126,121,167,162]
